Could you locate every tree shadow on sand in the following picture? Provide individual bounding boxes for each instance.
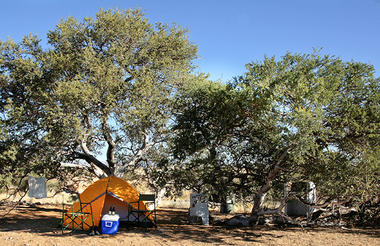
[0,205,61,233]
[1,205,379,244]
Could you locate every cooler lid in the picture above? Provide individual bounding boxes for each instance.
[102,214,120,221]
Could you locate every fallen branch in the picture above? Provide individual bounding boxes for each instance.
[0,187,29,222]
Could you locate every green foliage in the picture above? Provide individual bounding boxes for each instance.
[156,77,280,199]
[0,8,198,188]
[241,52,379,193]
[161,51,379,208]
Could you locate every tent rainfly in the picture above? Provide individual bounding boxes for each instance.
[63,176,153,229]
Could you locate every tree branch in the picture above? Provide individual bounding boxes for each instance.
[101,116,116,171]
[115,131,154,176]
[250,149,289,219]
[74,140,111,176]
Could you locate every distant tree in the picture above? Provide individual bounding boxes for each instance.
[160,52,379,221]
[0,8,198,189]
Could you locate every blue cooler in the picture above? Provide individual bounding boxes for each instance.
[101,214,120,234]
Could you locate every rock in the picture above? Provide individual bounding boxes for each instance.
[188,215,203,225]
[226,214,249,227]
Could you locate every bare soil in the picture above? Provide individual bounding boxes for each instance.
[0,204,379,246]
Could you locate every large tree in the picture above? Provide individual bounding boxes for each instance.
[161,52,379,221]
[0,9,198,185]
[240,52,379,220]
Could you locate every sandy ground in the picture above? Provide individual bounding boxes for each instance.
[0,204,379,246]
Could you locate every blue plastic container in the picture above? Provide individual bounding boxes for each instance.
[101,214,120,234]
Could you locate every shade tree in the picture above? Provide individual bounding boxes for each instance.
[0,9,198,191]
[159,52,379,221]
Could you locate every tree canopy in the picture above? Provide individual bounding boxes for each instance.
[159,52,379,219]
[0,9,198,186]
[0,8,378,225]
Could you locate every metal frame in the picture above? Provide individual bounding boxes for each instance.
[61,200,94,234]
[128,193,157,227]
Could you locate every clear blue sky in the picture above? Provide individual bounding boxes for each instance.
[1,0,379,80]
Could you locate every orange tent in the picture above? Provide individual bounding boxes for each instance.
[63,176,153,230]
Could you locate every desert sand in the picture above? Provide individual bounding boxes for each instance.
[0,204,379,246]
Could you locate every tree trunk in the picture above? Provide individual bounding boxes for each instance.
[251,192,267,220]
[250,150,288,222]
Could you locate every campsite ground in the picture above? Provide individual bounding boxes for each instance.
[0,204,379,246]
